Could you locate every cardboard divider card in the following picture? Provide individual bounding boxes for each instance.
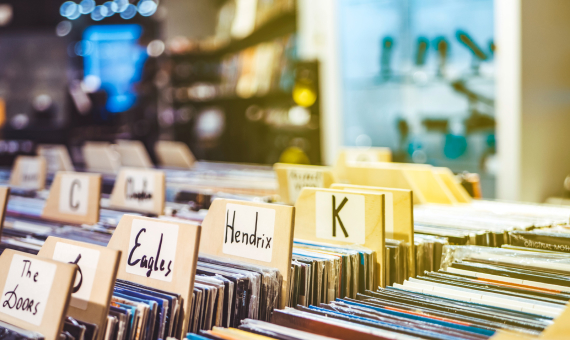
[330,184,415,278]
[200,199,295,308]
[274,163,335,204]
[434,167,472,203]
[334,147,392,181]
[0,186,9,235]
[115,140,154,168]
[294,188,386,287]
[106,215,201,339]
[41,171,102,225]
[82,142,121,174]
[38,237,120,340]
[154,140,196,169]
[109,168,166,215]
[9,156,47,191]
[0,249,77,340]
[37,144,74,173]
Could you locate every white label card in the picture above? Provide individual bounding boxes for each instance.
[315,192,366,244]
[222,204,276,263]
[286,169,324,203]
[19,158,41,189]
[52,242,100,310]
[123,170,155,211]
[126,219,178,282]
[345,150,379,163]
[0,254,57,326]
[58,174,90,216]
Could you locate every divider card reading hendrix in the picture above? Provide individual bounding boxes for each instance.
[42,172,102,225]
[38,237,120,340]
[294,187,387,287]
[0,249,77,340]
[109,168,166,215]
[107,215,201,339]
[200,199,295,308]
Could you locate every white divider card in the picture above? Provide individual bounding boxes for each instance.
[42,172,102,225]
[109,168,166,215]
[274,163,335,204]
[294,188,387,287]
[38,237,120,340]
[107,215,201,339]
[200,199,295,308]
[222,203,276,262]
[0,249,77,340]
[37,144,74,173]
[9,156,47,190]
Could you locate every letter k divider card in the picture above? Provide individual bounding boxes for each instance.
[106,215,201,339]
[0,249,77,340]
[199,199,295,309]
[293,188,387,288]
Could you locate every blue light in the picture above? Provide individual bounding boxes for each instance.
[91,6,105,21]
[120,4,137,19]
[83,24,148,113]
[60,1,77,17]
[137,0,157,17]
[79,0,95,14]
[114,0,129,13]
[103,1,118,16]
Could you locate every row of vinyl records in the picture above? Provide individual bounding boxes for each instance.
[1,144,570,340]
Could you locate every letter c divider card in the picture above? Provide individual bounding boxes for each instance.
[109,167,166,215]
[0,249,77,340]
[42,171,102,225]
[199,198,295,309]
[106,214,201,339]
[38,237,120,340]
[294,187,386,288]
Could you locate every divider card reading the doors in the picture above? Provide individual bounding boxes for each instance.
[9,156,47,191]
[223,203,276,262]
[294,187,386,287]
[42,172,102,225]
[200,199,295,308]
[126,218,178,281]
[0,250,77,340]
[38,237,120,340]
[274,163,335,204]
[109,168,166,215]
[107,215,201,339]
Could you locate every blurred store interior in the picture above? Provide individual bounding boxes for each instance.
[0,0,569,203]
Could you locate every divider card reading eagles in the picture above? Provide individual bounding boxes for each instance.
[9,156,47,191]
[38,237,120,340]
[42,172,102,225]
[0,249,76,340]
[274,163,335,204]
[106,215,201,339]
[200,199,295,308]
[294,187,387,287]
[109,168,166,215]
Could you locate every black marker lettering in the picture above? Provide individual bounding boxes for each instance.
[69,179,81,211]
[265,237,272,249]
[235,231,240,243]
[332,195,349,238]
[127,228,145,266]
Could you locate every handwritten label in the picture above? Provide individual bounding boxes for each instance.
[126,219,178,282]
[52,242,100,310]
[58,174,90,216]
[315,192,365,244]
[345,150,379,163]
[0,254,57,326]
[286,169,324,203]
[123,170,155,211]
[18,158,42,189]
[223,204,276,263]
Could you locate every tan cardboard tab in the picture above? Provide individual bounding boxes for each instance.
[109,168,166,215]
[331,184,415,278]
[200,199,295,308]
[37,144,74,173]
[155,140,195,169]
[82,142,121,174]
[115,140,153,168]
[274,163,336,204]
[10,156,47,191]
[107,215,201,339]
[0,249,76,340]
[38,237,120,340]
[434,167,472,203]
[294,187,386,287]
[335,147,392,180]
[0,186,10,234]
[42,171,102,225]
